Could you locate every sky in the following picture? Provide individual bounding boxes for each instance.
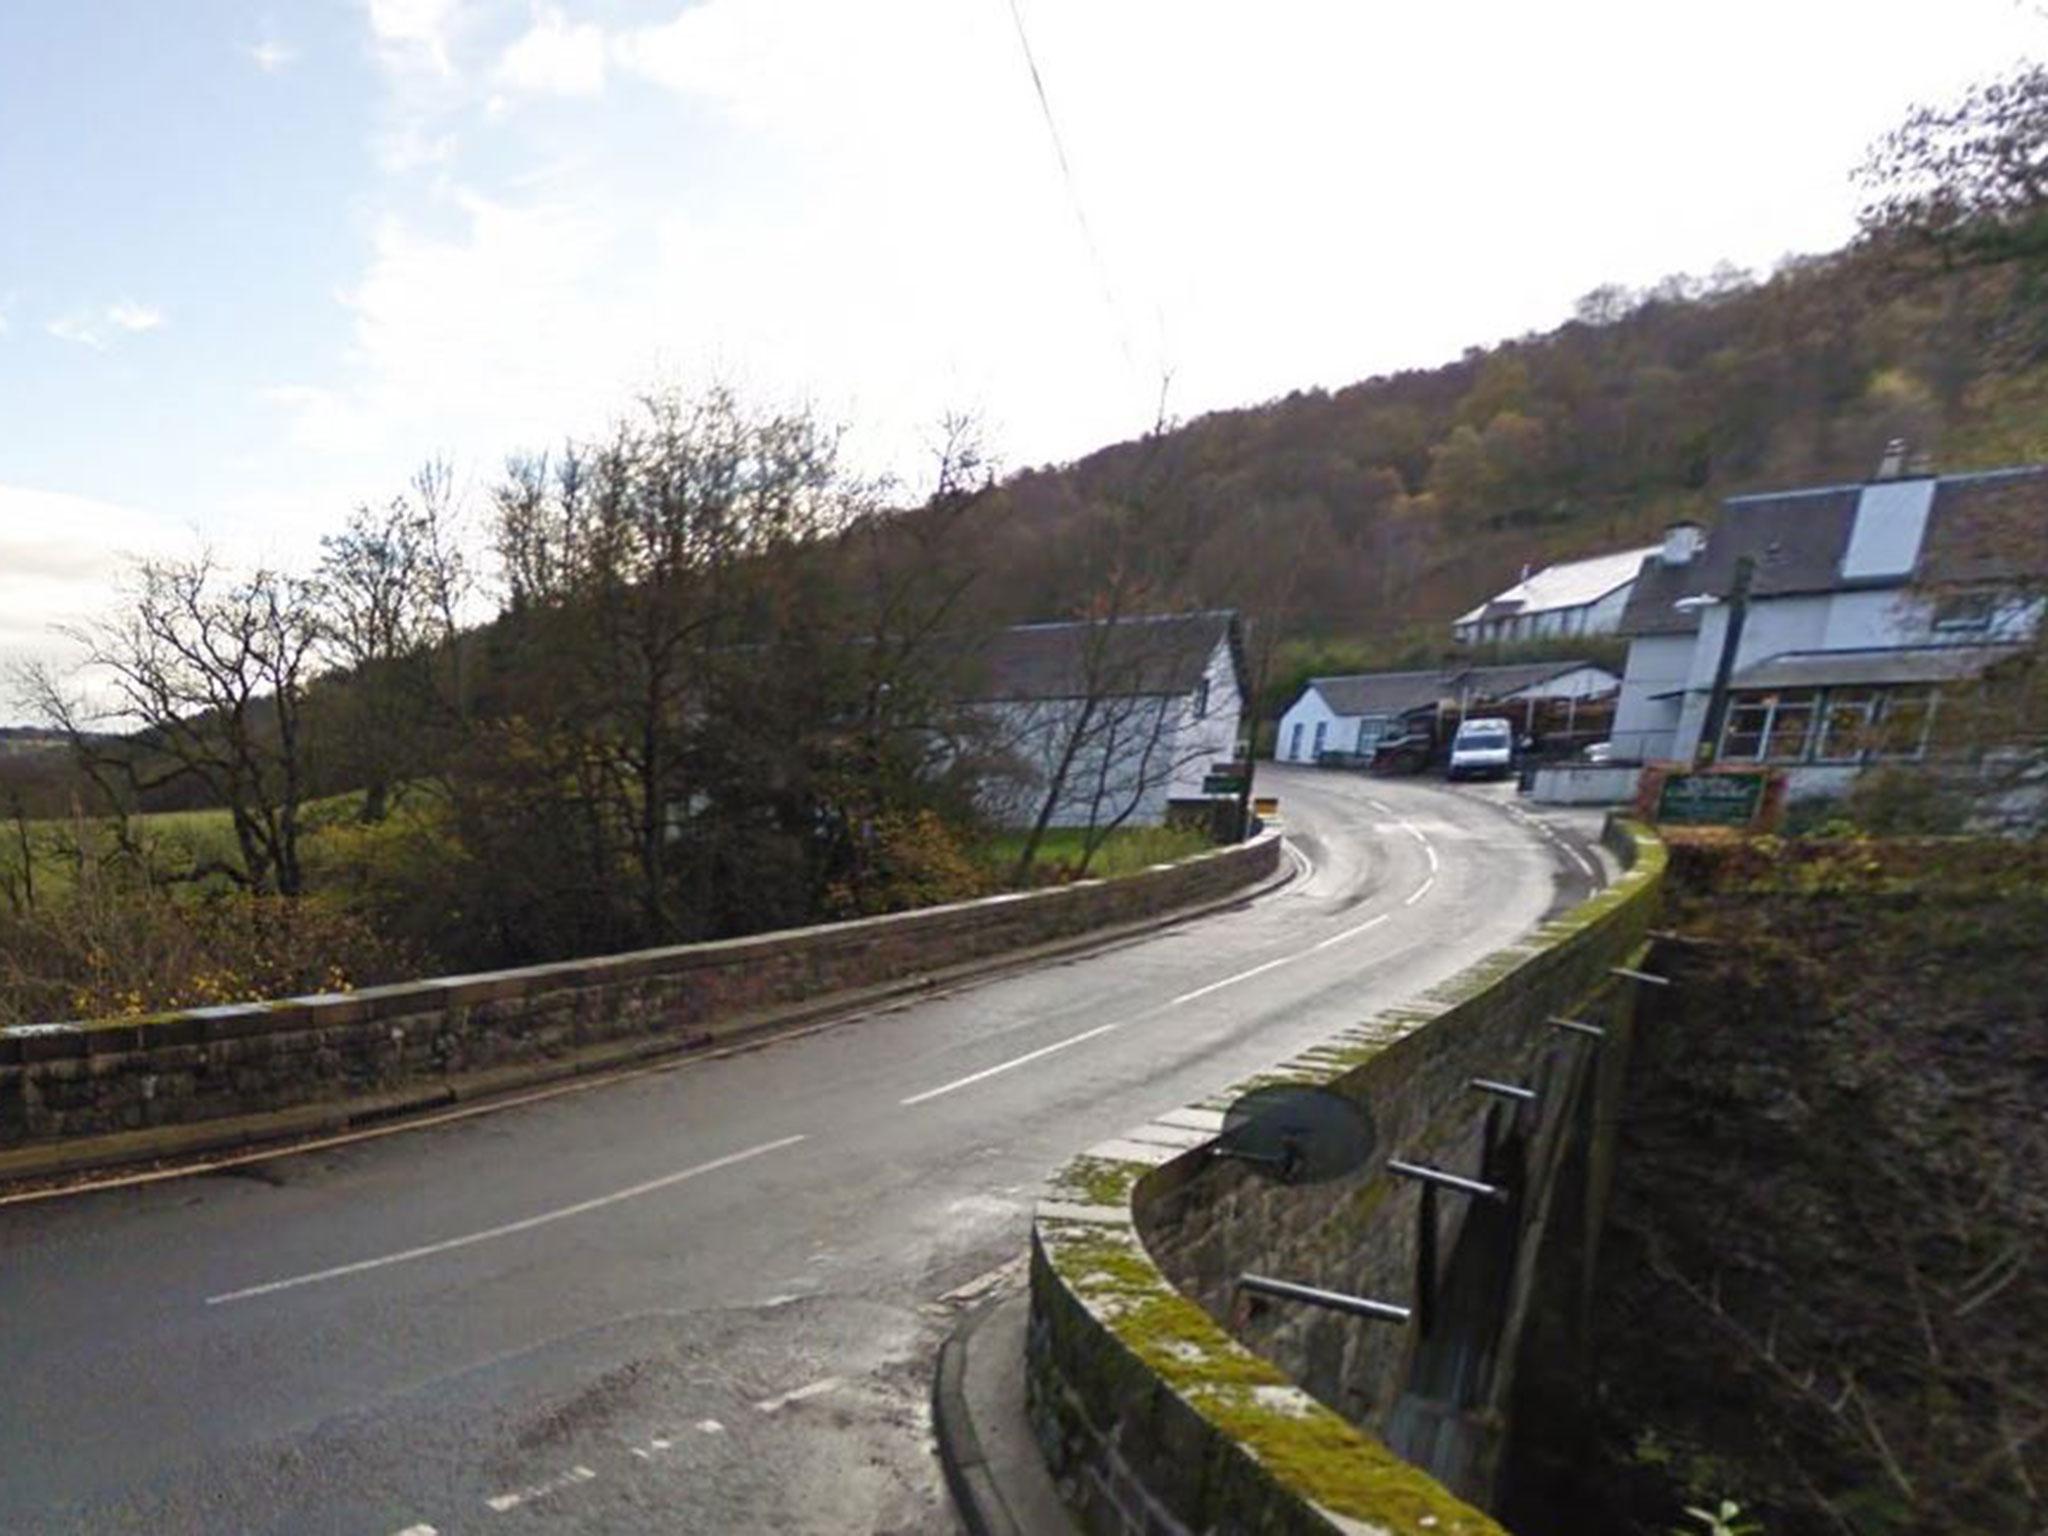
[0,0,2040,703]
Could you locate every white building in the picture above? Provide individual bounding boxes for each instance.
[1451,545,1662,645]
[1275,659,1619,764]
[970,612,1246,828]
[1610,462,2046,798]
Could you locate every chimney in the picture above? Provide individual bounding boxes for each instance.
[1875,438,1908,480]
[1906,446,1936,478]
[1661,522,1704,567]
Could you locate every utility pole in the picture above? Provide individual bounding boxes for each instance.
[1694,555,1756,766]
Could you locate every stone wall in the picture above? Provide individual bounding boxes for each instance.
[1027,819,1666,1536]
[0,832,1281,1171]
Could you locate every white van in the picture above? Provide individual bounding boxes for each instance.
[1448,717,1515,781]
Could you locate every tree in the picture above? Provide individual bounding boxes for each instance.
[1858,62,2048,279]
[26,553,322,896]
[314,460,473,822]
[491,386,849,944]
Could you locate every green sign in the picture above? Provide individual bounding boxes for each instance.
[1203,774,1247,796]
[1656,771,1766,826]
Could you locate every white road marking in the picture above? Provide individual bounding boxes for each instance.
[1403,876,1437,906]
[391,1526,438,1536]
[485,1465,596,1513]
[755,1376,842,1414]
[899,1023,1122,1105]
[1311,913,1390,951]
[205,1135,807,1304]
[696,1419,726,1434]
[1169,951,1299,1006]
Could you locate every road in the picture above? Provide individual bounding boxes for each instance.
[0,769,1605,1535]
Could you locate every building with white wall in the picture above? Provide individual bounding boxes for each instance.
[1610,462,2045,797]
[970,612,1246,828]
[1451,545,1661,645]
[1275,659,1618,764]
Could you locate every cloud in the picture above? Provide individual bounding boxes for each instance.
[107,301,164,333]
[46,301,165,350]
[497,6,606,97]
[245,37,300,72]
[0,484,181,683]
[368,0,462,76]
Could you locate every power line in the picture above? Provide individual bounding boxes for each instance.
[1000,0,1139,380]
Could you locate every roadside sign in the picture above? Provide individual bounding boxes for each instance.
[1203,774,1247,796]
[1654,770,1767,826]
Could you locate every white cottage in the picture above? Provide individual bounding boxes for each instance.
[1610,461,2046,798]
[969,611,1246,828]
[1451,546,1661,645]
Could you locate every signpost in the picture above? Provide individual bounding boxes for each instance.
[1646,767,1776,827]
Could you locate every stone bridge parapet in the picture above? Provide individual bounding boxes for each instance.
[1028,817,1666,1535]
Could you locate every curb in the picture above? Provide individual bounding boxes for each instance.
[1,839,1300,1198]
[933,1296,1028,1536]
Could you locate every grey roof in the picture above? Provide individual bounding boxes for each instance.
[1308,670,1456,719]
[1619,466,2048,637]
[1306,659,1611,719]
[971,611,1241,702]
[1728,644,2026,691]
[1455,659,1617,698]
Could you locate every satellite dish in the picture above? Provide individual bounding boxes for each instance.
[1215,1084,1376,1184]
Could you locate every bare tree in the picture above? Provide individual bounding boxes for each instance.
[25,553,322,896]
[315,460,474,821]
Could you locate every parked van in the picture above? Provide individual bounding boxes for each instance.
[1448,717,1515,781]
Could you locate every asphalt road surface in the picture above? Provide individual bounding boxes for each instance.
[0,768,1607,1535]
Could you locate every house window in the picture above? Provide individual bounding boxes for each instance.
[1719,689,1817,762]
[1877,687,1938,759]
[1357,720,1375,753]
[1816,687,1882,762]
[1313,721,1328,757]
[1193,677,1210,718]
[1932,593,1996,632]
[1289,722,1305,760]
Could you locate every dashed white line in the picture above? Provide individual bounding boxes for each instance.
[485,1465,596,1513]
[1312,913,1390,951]
[755,1376,842,1414]
[696,1418,726,1434]
[391,1525,438,1536]
[1169,951,1300,1006]
[205,1135,807,1304]
[1403,876,1437,906]
[899,1022,1123,1106]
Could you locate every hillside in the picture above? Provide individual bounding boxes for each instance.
[975,244,2046,679]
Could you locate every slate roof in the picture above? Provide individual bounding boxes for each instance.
[1619,467,2048,637]
[1305,659,1612,719]
[1307,670,1457,719]
[1453,546,1661,627]
[970,611,1242,702]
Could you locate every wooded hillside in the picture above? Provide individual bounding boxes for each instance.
[975,244,2047,672]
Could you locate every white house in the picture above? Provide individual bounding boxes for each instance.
[1610,460,2046,798]
[969,611,1246,828]
[1451,545,1662,645]
[1275,659,1619,764]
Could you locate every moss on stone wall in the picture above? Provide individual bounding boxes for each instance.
[1032,819,1668,1535]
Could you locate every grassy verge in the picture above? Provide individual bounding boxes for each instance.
[979,825,1214,884]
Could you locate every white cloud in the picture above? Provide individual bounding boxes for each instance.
[368,0,462,75]
[497,6,606,97]
[245,37,300,72]
[0,484,181,686]
[107,301,164,333]
[46,301,165,350]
